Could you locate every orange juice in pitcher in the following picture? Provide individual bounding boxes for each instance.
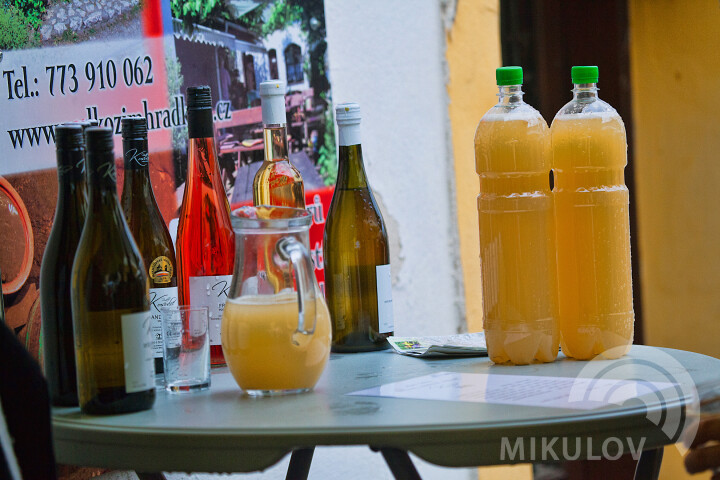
[474,66,559,365]
[551,66,634,360]
[222,292,331,392]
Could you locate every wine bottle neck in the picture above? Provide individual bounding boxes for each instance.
[55,174,86,224]
[187,136,225,201]
[122,138,150,171]
[122,137,153,200]
[341,116,362,144]
[263,125,289,162]
[87,181,122,225]
[87,151,118,193]
[57,177,86,204]
[56,148,85,183]
[188,108,214,139]
[337,144,369,189]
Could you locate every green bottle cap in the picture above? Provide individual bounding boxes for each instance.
[571,66,599,84]
[496,66,523,86]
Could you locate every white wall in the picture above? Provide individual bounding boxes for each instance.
[324,0,465,338]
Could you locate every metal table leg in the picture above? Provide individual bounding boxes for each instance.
[371,447,423,480]
[634,448,664,480]
[286,447,315,480]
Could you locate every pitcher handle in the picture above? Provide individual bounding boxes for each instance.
[276,236,317,338]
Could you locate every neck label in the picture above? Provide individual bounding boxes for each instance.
[91,161,116,183]
[124,147,149,169]
[339,124,361,146]
[188,109,214,138]
[262,94,287,125]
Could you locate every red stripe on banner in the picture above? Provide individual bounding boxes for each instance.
[142,0,164,38]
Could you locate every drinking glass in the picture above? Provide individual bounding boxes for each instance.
[161,306,210,393]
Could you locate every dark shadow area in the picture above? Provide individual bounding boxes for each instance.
[500,0,642,346]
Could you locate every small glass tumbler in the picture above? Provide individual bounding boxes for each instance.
[161,306,211,393]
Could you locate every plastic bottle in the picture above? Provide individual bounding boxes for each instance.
[474,66,559,365]
[551,66,634,360]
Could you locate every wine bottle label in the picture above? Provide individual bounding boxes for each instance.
[189,275,233,346]
[149,286,179,358]
[149,256,174,284]
[121,310,155,393]
[376,264,394,334]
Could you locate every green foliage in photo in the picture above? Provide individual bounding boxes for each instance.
[166,54,189,185]
[317,95,337,186]
[171,0,232,31]
[236,0,329,96]
[0,6,31,50]
[237,1,334,183]
[11,0,47,28]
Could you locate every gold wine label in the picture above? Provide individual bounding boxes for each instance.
[149,256,173,284]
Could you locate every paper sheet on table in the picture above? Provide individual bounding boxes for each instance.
[348,371,678,410]
[387,333,488,357]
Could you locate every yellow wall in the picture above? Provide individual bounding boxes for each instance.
[447,1,531,479]
[446,0,499,333]
[630,1,720,478]
[630,0,720,359]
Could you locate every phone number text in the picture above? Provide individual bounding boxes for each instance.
[3,56,154,100]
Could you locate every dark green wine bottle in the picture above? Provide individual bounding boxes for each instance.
[120,117,178,375]
[40,124,86,406]
[71,127,155,414]
[324,103,394,352]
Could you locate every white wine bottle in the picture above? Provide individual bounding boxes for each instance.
[324,103,394,352]
[252,80,305,208]
[71,127,155,414]
[40,124,86,406]
[120,117,178,374]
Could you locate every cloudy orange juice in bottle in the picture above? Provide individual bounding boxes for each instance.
[474,66,559,365]
[551,66,634,360]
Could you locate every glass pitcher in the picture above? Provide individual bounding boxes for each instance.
[221,206,331,396]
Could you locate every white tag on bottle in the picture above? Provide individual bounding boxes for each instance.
[121,310,155,393]
[149,286,179,358]
[189,275,233,345]
[376,264,394,334]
